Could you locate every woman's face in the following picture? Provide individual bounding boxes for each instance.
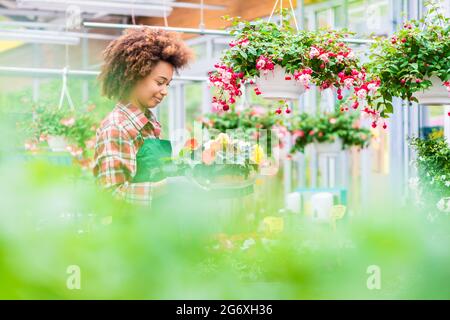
[131,60,174,109]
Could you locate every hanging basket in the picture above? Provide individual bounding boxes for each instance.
[415,76,450,106]
[255,65,305,100]
[47,135,68,152]
[313,137,343,154]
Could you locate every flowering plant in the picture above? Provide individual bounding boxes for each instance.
[289,110,372,153]
[177,133,263,187]
[200,106,283,132]
[208,11,372,114]
[366,0,450,115]
[410,135,450,207]
[21,105,97,157]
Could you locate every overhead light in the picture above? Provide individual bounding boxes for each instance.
[0,30,79,45]
[0,8,62,18]
[17,0,173,18]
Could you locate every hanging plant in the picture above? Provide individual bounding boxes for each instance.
[288,109,372,154]
[20,105,98,158]
[410,134,450,217]
[366,0,450,114]
[208,10,373,115]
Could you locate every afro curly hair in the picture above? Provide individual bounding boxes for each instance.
[99,28,193,101]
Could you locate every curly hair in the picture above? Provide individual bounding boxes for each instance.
[99,28,193,100]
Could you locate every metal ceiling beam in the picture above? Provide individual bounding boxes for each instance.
[0,66,208,82]
[84,21,376,43]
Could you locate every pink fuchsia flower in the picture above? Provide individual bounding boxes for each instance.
[292,130,305,142]
[367,82,379,93]
[309,130,315,136]
[256,56,266,69]
[344,78,354,89]
[293,68,313,88]
[336,55,344,62]
[356,88,368,100]
[318,53,329,63]
[309,47,320,59]
[256,55,274,72]
[444,81,450,93]
[60,117,75,127]
[329,118,337,124]
[346,50,355,60]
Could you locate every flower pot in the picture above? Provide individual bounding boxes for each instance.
[47,135,68,152]
[255,65,305,100]
[189,164,257,193]
[415,76,450,105]
[313,138,343,153]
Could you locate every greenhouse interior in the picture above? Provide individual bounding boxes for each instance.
[0,0,449,301]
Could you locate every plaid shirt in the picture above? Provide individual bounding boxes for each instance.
[93,102,165,206]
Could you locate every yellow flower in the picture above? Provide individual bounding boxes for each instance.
[251,144,265,165]
[263,216,284,234]
[215,133,230,146]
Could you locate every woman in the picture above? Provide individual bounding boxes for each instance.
[93,28,193,206]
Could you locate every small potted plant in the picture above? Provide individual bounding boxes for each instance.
[208,11,371,113]
[289,110,372,154]
[367,0,450,112]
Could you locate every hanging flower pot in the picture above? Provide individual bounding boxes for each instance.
[414,76,450,105]
[366,1,450,116]
[47,135,68,152]
[208,11,369,114]
[255,65,305,100]
[313,137,343,153]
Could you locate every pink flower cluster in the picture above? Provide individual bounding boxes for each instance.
[208,63,244,112]
[294,68,313,89]
[444,81,450,93]
[229,37,249,48]
[309,45,356,69]
[256,55,275,75]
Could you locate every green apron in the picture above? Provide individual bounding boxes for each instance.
[132,138,175,183]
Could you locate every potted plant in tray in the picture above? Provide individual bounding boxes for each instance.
[366,0,450,112]
[177,133,263,192]
[208,10,371,114]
